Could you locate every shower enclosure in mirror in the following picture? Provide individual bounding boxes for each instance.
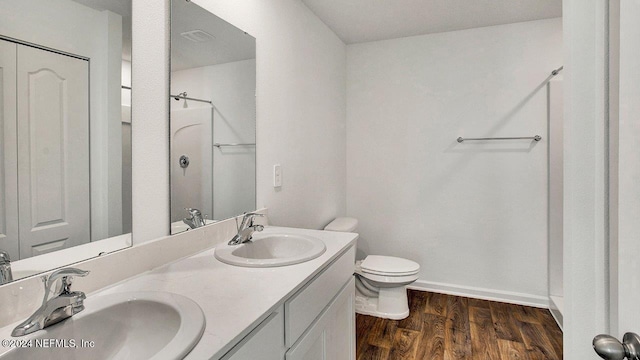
[0,0,132,283]
[170,0,256,234]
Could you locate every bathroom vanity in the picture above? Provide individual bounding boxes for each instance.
[113,226,356,359]
[0,226,356,359]
[84,226,356,360]
[221,250,355,360]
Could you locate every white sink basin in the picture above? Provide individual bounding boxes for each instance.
[214,233,326,267]
[0,292,205,360]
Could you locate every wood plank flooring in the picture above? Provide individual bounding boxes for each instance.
[356,290,562,360]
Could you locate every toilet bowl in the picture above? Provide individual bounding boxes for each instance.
[324,218,420,320]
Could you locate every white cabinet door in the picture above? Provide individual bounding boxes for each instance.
[325,277,356,360]
[285,246,355,347]
[0,39,18,260]
[286,277,355,360]
[16,44,90,258]
[222,305,286,360]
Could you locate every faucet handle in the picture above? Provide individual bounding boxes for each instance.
[47,268,89,284]
[184,208,204,225]
[243,212,265,227]
[0,251,12,284]
[45,268,89,297]
[185,207,201,214]
[243,212,265,220]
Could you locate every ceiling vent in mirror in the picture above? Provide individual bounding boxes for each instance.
[180,30,215,42]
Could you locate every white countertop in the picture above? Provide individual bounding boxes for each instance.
[94,226,357,359]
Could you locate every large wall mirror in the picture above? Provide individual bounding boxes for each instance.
[170,0,256,234]
[0,0,132,283]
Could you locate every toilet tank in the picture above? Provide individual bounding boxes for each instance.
[324,217,358,232]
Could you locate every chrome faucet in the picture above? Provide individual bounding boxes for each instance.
[12,268,89,337]
[0,251,12,285]
[228,213,265,245]
[183,208,206,229]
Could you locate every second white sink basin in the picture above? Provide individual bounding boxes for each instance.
[0,291,205,360]
[214,233,326,267]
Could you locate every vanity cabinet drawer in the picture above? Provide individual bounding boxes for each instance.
[285,245,355,347]
[221,305,286,360]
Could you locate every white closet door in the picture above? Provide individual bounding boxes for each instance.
[16,44,90,259]
[0,40,18,260]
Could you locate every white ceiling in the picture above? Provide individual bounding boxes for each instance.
[171,0,255,71]
[301,0,562,44]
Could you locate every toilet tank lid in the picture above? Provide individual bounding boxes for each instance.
[324,217,358,232]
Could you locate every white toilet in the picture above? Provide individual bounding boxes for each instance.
[324,217,420,320]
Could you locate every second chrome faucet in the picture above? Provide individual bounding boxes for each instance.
[228,213,265,245]
[0,251,13,285]
[183,208,207,229]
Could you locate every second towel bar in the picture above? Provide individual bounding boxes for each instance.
[213,143,256,148]
[457,135,541,143]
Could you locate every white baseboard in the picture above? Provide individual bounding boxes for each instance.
[407,280,549,309]
[549,307,563,330]
[549,295,564,329]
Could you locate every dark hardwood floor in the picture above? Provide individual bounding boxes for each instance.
[356,290,563,360]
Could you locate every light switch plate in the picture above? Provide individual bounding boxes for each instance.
[273,164,282,187]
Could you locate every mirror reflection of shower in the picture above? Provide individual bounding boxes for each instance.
[169,93,214,233]
[169,0,256,235]
[174,91,188,108]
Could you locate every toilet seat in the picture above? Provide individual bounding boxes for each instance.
[359,255,420,277]
[355,255,420,288]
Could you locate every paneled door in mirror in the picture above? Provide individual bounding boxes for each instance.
[0,0,132,283]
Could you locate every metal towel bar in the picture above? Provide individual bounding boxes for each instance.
[213,143,256,148]
[457,135,541,143]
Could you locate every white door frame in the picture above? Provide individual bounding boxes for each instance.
[610,0,640,341]
[562,0,610,358]
[564,0,640,358]
[0,40,18,261]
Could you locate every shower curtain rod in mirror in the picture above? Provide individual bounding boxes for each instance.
[551,66,564,76]
[121,86,213,104]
